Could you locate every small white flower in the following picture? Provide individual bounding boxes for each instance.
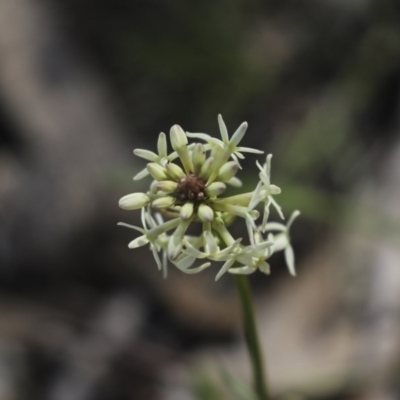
[119,114,299,280]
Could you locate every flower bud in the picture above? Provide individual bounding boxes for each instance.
[157,132,168,158]
[152,196,175,209]
[205,182,226,197]
[217,161,239,182]
[166,162,185,180]
[199,157,214,179]
[147,163,168,181]
[157,180,178,193]
[192,143,205,174]
[170,125,188,151]
[170,125,193,173]
[198,204,214,222]
[180,202,194,220]
[119,193,150,210]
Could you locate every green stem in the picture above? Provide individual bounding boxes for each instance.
[234,274,270,400]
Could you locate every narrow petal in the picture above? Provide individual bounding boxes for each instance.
[167,219,191,260]
[134,149,158,161]
[133,168,150,181]
[270,197,284,219]
[285,246,296,276]
[230,122,248,146]
[128,235,149,248]
[259,261,271,274]
[182,241,206,258]
[179,262,211,274]
[215,258,235,281]
[203,231,218,255]
[150,245,162,270]
[263,222,286,232]
[117,222,145,234]
[236,147,264,154]
[228,266,255,275]
[217,114,229,143]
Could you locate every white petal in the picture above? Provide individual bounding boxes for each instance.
[150,245,162,270]
[203,231,218,255]
[230,122,248,146]
[134,149,158,161]
[117,222,145,234]
[285,246,296,276]
[263,222,286,232]
[217,114,229,143]
[133,168,150,181]
[270,197,284,219]
[182,240,206,258]
[236,147,264,154]
[228,266,255,275]
[259,261,271,274]
[215,258,235,281]
[128,235,149,248]
[180,262,211,274]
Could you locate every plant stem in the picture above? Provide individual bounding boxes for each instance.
[234,274,270,400]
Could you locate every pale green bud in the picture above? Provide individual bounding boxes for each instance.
[166,162,185,181]
[217,161,239,182]
[205,182,226,197]
[119,193,150,210]
[198,204,214,222]
[170,125,193,173]
[147,163,168,181]
[192,143,205,174]
[199,157,214,179]
[180,202,194,220]
[157,132,168,158]
[152,196,175,209]
[170,125,188,151]
[157,180,178,192]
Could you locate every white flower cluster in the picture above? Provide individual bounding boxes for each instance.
[119,115,299,280]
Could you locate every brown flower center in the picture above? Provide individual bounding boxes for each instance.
[176,174,206,203]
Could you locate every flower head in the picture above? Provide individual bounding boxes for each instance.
[119,115,299,280]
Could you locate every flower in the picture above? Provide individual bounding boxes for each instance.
[119,115,299,280]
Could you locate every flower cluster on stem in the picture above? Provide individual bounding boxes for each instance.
[119,115,299,280]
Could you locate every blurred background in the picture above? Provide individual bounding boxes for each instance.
[1,0,400,399]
